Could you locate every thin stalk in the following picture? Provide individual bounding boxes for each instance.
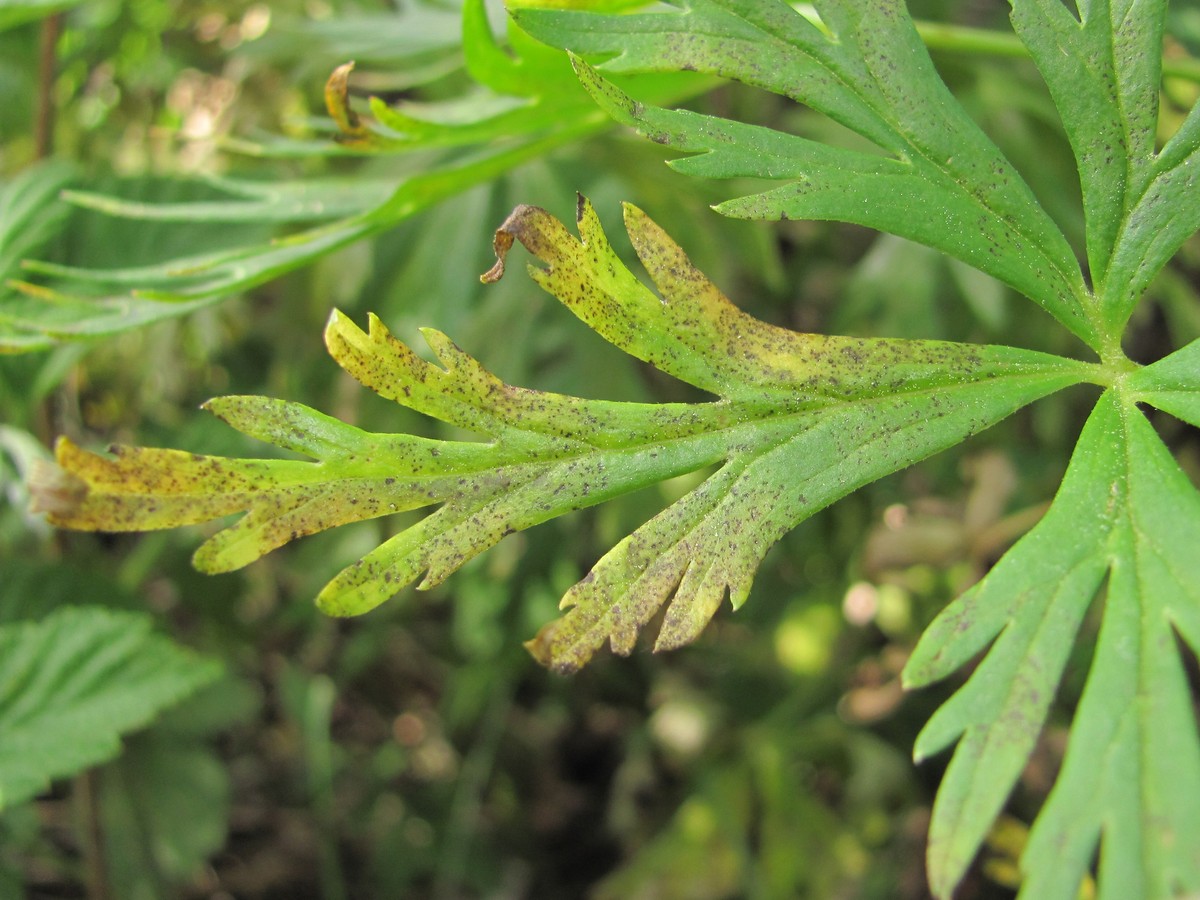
[35,13,61,159]
[76,770,111,900]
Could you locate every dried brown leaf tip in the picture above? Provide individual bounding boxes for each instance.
[480,204,562,284]
[325,61,368,141]
[27,456,88,519]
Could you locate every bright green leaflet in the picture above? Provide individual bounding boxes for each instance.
[905,389,1200,899]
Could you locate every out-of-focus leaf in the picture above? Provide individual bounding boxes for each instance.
[99,733,230,897]
[0,0,84,32]
[0,607,221,810]
[0,163,73,282]
[5,0,703,352]
[57,173,394,224]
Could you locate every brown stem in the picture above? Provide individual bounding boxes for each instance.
[35,13,62,159]
[77,769,111,900]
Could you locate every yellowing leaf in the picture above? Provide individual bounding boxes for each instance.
[36,201,1091,672]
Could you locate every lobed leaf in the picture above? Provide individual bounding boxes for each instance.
[516,0,1096,347]
[37,202,1092,673]
[0,607,221,810]
[904,391,1200,899]
[1126,337,1200,427]
[1010,0,1200,338]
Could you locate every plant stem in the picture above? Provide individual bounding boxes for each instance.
[77,770,111,900]
[35,13,61,159]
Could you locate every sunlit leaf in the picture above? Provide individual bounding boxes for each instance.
[905,392,1200,899]
[36,202,1091,673]
[516,0,1096,347]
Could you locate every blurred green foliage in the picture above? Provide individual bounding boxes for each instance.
[1,1,1197,898]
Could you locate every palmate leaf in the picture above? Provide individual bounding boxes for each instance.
[34,201,1091,673]
[510,2,1200,896]
[904,389,1200,900]
[890,3,1200,897]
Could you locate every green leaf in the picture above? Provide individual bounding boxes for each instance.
[904,391,1200,899]
[0,607,222,810]
[98,733,231,895]
[1009,0,1200,338]
[36,202,1091,673]
[0,0,84,32]
[515,0,1096,347]
[0,162,73,284]
[1008,0,1161,286]
[1126,337,1200,427]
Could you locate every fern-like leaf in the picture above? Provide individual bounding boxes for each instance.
[33,200,1091,673]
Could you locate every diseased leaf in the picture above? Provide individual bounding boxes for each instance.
[1009,0,1200,339]
[1008,0,1161,288]
[516,0,1096,347]
[0,607,221,809]
[904,391,1200,899]
[37,201,1092,673]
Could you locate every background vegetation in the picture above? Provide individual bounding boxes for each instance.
[2,0,1198,897]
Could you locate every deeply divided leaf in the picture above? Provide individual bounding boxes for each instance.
[35,201,1089,673]
[904,392,1200,899]
[1010,0,1200,336]
[515,0,1097,347]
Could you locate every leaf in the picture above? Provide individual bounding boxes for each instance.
[57,173,393,224]
[98,734,231,894]
[1009,0,1200,337]
[903,391,1200,899]
[0,0,85,32]
[1126,337,1200,427]
[36,201,1092,673]
[0,162,73,283]
[515,0,1097,347]
[0,607,222,810]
